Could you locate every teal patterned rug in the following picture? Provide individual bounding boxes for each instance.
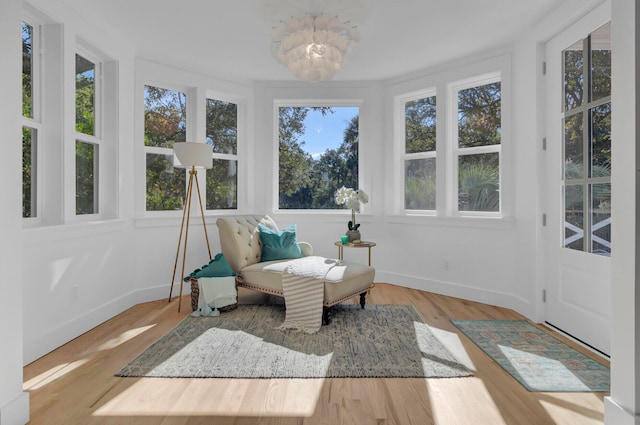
[451,320,609,392]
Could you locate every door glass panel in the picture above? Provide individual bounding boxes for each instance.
[563,39,584,111]
[591,22,612,102]
[564,112,583,179]
[591,102,611,177]
[591,183,611,256]
[564,184,583,251]
[405,158,436,210]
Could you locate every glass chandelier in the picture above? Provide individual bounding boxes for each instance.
[271,14,359,82]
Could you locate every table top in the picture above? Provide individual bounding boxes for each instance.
[335,241,376,248]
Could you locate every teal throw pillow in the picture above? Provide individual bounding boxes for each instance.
[184,252,236,281]
[258,223,303,262]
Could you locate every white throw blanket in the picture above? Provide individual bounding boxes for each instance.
[278,256,338,333]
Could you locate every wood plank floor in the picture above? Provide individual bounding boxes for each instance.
[23,283,609,425]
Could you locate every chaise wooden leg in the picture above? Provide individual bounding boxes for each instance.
[360,292,367,309]
[323,306,331,325]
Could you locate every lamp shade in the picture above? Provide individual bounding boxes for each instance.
[173,142,213,169]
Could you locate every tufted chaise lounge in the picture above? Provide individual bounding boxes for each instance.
[216,215,375,324]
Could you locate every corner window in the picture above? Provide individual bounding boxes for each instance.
[395,61,507,219]
[277,105,359,210]
[403,93,437,211]
[22,20,38,218]
[75,52,99,215]
[144,85,187,211]
[455,79,501,213]
[206,98,237,210]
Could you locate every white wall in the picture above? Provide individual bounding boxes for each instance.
[606,1,639,423]
[1,0,31,422]
[21,0,137,364]
[12,9,629,425]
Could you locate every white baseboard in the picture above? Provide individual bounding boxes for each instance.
[374,270,534,320]
[1,391,29,425]
[604,397,640,425]
[23,283,182,364]
[23,283,181,366]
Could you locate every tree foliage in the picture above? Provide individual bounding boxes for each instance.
[144,86,187,210]
[405,96,436,153]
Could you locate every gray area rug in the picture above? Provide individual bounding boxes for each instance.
[117,304,472,379]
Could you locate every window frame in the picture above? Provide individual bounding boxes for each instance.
[397,88,438,215]
[391,55,511,224]
[272,99,363,213]
[204,93,239,211]
[561,23,612,255]
[450,72,503,217]
[74,48,102,217]
[21,16,42,222]
[142,82,190,216]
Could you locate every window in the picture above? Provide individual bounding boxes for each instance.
[75,52,99,215]
[277,105,359,210]
[403,93,436,211]
[562,22,611,255]
[396,62,507,219]
[144,85,187,211]
[206,98,237,210]
[454,78,501,213]
[22,20,38,218]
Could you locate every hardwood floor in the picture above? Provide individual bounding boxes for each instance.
[23,283,609,425]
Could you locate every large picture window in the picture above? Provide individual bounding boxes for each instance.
[144,85,187,211]
[277,105,359,210]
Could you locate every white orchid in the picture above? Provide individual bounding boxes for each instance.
[335,186,369,231]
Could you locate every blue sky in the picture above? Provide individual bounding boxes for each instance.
[301,107,358,159]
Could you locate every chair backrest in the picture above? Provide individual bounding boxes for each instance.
[216,215,279,273]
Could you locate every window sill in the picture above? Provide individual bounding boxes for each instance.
[23,218,127,244]
[386,214,515,229]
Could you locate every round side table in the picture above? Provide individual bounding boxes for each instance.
[335,241,376,266]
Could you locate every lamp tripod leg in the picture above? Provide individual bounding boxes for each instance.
[168,173,191,303]
[193,172,212,261]
[177,170,196,312]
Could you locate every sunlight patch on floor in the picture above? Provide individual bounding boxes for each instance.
[539,393,605,424]
[424,323,477,372]
[96,324,156,351]
[427,377,508,425]
[23,359,89,390]
[93,377,325,417]
[499,345,591,390]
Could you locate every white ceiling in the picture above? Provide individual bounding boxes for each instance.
[58,0,565,82]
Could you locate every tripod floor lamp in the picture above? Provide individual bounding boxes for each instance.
[168,142,213,312]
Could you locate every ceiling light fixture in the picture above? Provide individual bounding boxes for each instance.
[271,14,359,82]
